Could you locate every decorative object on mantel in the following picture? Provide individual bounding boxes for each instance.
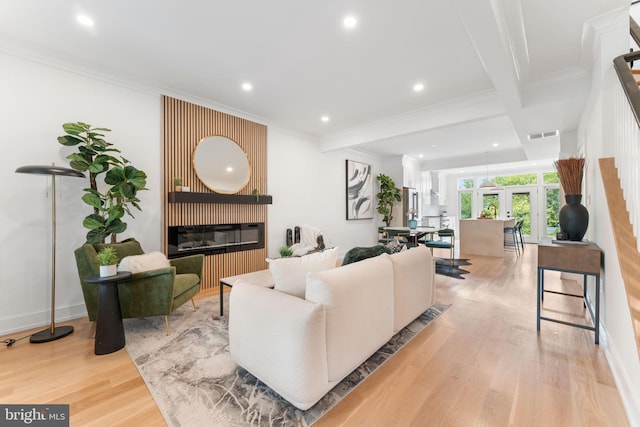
[376,174,402,227]
[173,177,182,192]
[346,159,374,220]
[15,163,85,343]
[554,156,589,241]
[96,247,118,277]
[57,122,148,244]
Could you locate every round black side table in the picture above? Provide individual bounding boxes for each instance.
[84,271,132,355]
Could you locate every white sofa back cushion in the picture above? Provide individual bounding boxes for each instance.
[389,245,435,332]
[267,247,338,298]
[306,254,394,382]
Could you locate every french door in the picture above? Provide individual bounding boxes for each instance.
[505,187,538,243]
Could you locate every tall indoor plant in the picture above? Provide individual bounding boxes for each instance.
[58,122,148,244]
[376,174,402,227]
[553,156,588,241]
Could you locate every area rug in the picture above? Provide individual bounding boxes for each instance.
[124,295,449,427]
[435,257,471,279]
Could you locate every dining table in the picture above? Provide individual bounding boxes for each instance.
[384,226,438,246]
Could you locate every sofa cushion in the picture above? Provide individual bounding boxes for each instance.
[389,245,435,332]
[306,254,394,382]
[118,251,171,273]
[267,247,339,298]
[342,245,392,265]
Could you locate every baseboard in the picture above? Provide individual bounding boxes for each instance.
[0,303,87,337]
[601,323,640,427]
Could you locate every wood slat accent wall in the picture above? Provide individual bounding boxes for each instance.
[162,95,268,297]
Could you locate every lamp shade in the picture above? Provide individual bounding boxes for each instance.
[16,165,85,178]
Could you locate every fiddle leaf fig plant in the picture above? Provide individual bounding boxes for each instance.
[58,122,147,244]
[376,174,402,227]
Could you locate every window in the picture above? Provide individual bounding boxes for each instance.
[459,191,472,219]
[457,178,474,190]
[543,172,559,184]
[545,188,560,237]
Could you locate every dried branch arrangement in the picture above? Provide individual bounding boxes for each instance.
[553,156,585,195]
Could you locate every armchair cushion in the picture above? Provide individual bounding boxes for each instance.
[118,252,170,273]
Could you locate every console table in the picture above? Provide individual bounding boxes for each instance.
[84,271,132,355]
[537,240,602,344]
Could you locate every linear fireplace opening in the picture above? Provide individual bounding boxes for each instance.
[168,222,264,258]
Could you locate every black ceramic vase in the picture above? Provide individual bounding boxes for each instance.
[559,194,589,241]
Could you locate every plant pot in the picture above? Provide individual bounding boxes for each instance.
[175,185,182,192]
[100,264,118,277]
[559,194,589,241]
[408,219,418,229]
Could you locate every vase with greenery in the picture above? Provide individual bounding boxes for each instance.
[376,174,402,227]
[553,156,588,241]
[58,122,148,244]
[174,177,183,192]
[279,246,293,257]
[96,247,118,277]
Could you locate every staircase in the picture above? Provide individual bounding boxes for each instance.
[610,16,640,359]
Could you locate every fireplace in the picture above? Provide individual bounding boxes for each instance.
[168,222,264,258]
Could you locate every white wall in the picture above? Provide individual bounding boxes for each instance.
[266,127,384,258]
[0,52,162,335]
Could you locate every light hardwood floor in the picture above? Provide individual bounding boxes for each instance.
[0,245,630,426]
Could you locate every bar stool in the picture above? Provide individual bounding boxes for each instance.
[504,220,522,256]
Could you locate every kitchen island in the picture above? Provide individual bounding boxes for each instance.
[459,218,516,257]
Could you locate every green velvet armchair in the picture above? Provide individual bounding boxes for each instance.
[74,238,204,334]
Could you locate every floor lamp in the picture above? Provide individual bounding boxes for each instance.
[16,164,85,343]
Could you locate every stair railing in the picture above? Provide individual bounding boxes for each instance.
[612,17,640,252]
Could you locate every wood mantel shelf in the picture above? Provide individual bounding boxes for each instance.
[168,192,273,205]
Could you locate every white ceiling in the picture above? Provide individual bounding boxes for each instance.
[0,0,630,171]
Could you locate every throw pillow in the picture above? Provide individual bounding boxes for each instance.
[342,245,393,265]
[385,240,405,253]
[118,251,171,274]
[267,247,339,298]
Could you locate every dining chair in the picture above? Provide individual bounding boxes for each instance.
[425,228,455,267]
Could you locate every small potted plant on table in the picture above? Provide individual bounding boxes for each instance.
[96,247,118,277]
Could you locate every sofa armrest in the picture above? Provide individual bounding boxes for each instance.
[229,282,329,410]
[170,254,204,278]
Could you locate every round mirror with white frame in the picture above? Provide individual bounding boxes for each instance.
[193,135,251,194]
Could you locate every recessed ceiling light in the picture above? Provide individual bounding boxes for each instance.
[413,83,424,92]
[492,142,499,147]
[76,14,94,27]
[343,15,357,29]
[321,115,330,123]
[226,166,234,172]
[241,82,253,91]
[418,154,424,158]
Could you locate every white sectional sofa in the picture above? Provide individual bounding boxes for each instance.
[228,245,435,410]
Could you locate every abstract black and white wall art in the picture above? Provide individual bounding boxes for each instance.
[346,159,374,219]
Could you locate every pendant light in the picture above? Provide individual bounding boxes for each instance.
[480,151,497,188]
